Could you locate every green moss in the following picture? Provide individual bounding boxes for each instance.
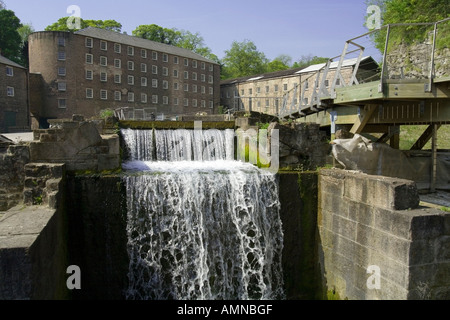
[327,289,343,300]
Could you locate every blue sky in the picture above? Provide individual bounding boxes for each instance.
[5,0,375,62]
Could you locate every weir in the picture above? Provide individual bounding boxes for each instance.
[120,129,286,300]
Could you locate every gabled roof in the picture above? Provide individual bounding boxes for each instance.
[220,56,379,86]
[221,67,306,86]
[74,27,218,65]
[0,55,26,69]
[296,56,377,74]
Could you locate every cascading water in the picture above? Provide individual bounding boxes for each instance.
[121,128,285,300]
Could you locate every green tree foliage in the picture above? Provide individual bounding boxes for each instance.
[266,54,292,72]
[133,24,219,62]
[0,9,22,64]
[221,40,269,79]
[45,17,122,32]
[366,0,450,52]
[292,55,329,69]
[17,23,34,68]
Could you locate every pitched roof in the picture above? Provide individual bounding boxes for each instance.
[0,55,26,69]
[220,67,306,86]
[74,27,218,65]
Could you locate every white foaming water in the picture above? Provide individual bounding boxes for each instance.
[121,129,285,300]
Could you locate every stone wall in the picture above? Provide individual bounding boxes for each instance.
[0,145,30,211]
[0,163,68,300]
[29,116,120,172]
[318,168,450,300]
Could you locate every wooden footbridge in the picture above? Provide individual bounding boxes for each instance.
[279,18,450,151]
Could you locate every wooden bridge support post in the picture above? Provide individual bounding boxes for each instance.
[430,124,438,193]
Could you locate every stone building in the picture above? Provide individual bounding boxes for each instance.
[220,56,379,117]
[0,55,30,133]
[28,27,221,128]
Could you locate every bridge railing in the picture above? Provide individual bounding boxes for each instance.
[279,18,450,119]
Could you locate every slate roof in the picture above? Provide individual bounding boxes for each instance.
[74,27,218,65]
[0,55,26,69]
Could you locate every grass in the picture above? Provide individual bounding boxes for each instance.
[399,125,450,150]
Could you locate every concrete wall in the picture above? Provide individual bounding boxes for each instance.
[318,168,450,300]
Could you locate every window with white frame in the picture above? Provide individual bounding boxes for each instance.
[58,67,66,76]
[184,58,189,66]
[128,46,134,56]
[128,61,134,71]
[141,77,147,87]
[162,67,168,76]
[6,87,14,97]
[141,93,148,103]
[163,96,168,105]
[209,101,214,109]
[174,82,179,90]
[192,60,197,68]
[184,98,189,107]
[128,75,134,85]
[193,99,198,107]
[114,43,121,53]
[173,56,179,64]
[141,49,147,59]
[152,51,158,60]
[201,100,206,108]
[58,82,67,91]
[114,74,121,84]
[128,92,135,102]
[152,65,158,75]
[201,86,205,94]
[114,91,121,101]
[209,64,213,72]
[163,54,168,62]
[163,80,168,90]
[58,52,66,61]
[100,72,107,82]
[192,72,197,81]
[141,63,147,73]
[86,70,93,80]
[174,97,179,105]
[184,71,189,80]
[85,38,93,48]
[201,62,205,70]
[100,41,107,51]
[114,59,121,68]
[86,54,93,64]
[192,84,197,93]
[201,74,206,82]
[58,99,67,109]
[152,79,158,88]
[6,66,13,76]
[152,95,158,104]
[100,90,108,100]
[100,56,107,66]
[173,69,178,78]
[209,87,213,95]
[209,75,213,84]
[86,88,93,99]
[184,84,189,92]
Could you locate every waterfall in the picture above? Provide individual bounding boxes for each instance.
[121,129,285,300]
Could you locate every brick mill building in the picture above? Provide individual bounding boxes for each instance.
[0,55,30,133]
[28,27,221,128]
[220,56,379,116]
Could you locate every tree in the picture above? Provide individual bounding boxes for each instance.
[45,17,122,32]
[292,55,329,69]
[133,24,219,62]
[0,9,22,64]
[0,0,5,10]
[221,40,269,79]
[17,23,34,67]
[133,24,181,45]
[365,0,450,52]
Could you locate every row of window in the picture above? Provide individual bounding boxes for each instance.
[57,91,214,109]
[57,36,214,71]
[223,79,341,98]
